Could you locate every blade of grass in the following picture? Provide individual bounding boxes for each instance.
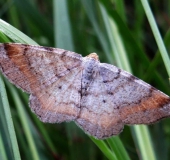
[0,132,8,160]
[5,81,40,160]
[142,27,170,83]
[0,74,21,160]
[14,0,54,43]
[80,0,112,63]
[0,30,10,42]
[143,52,161,81]
[54,0,74,51]
[106,137,130,160]
[90,137,117,160]
[0,19,37,45]
[0,91,13,160]
[131,125,156,160]
[114,0,126,22]
[133,0,145,49]
[141,0,170,77]
[17,88,58,156]
[12,118,32,160]
[100,3,131,72]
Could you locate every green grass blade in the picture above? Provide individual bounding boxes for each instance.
[13,0,54,43]
[5,82,40,160]
[90,137,117,160]
[114,0,126,22]
[0,132,8,160]
[0,92,13,160]
[0,19,37,45]
[0,75,21,160]
[141,0,170,77]
[100,3,131,72]
[131,126,156,160]
[54,0,74,51]
[18,89,58,156]
[80,0,112,63]
[0,30,10,42]
[106,137,130,160]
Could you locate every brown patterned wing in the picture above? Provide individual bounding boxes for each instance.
[0,43,83,122]
[100,63,170,124]
[76,62,170,139]
[0,43,82,93]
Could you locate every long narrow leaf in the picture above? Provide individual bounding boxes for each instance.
[0,19,37,45]
[0,74,21,160]
[141,0,170,77]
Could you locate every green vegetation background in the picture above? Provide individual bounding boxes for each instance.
[0,0,170,160]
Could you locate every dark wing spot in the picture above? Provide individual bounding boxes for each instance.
[61,51,67,59]
[43,46,54,52]
[23,47,29,54]
[108,91,113,95]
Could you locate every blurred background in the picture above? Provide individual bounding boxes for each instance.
[0,0,170,160]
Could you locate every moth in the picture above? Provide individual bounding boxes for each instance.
[0,43,169,139]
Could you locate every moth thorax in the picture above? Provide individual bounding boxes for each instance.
[86,53,99,61]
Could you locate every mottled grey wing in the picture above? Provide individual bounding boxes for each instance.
[0,43,83,122]
[76,63,170,139]
[30,66,83,123]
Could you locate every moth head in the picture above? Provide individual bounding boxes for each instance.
[86,53,99,61]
